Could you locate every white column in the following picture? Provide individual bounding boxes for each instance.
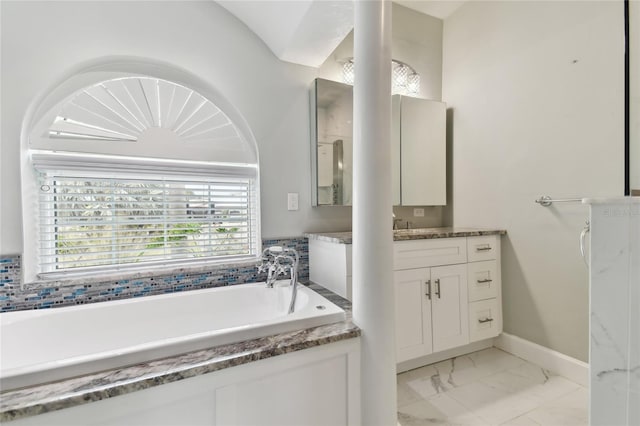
[352,1,397,425]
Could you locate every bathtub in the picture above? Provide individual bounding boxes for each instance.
[0,281,345,391]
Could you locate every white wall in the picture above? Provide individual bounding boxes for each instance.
[0,0,354,255]
[443,1,624,361]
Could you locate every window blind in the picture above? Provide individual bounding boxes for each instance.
[37,170,258,275]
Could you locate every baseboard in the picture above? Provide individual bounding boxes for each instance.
[493,333,588,387]
[396,339,494,373]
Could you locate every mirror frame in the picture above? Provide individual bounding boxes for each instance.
[625,0,630,195]
[625,0,639,196]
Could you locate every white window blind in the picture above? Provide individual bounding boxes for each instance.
[34,153,259,276]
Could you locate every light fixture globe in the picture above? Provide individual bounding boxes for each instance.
[342,59,355,85]
[342,58,420,97]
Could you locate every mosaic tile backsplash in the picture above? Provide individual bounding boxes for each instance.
[0,237,308,313]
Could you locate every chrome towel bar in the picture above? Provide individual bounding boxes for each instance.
[535,195,584,207]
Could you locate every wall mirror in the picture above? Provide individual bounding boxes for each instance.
[310,78,354,206]
[310,78,447,207]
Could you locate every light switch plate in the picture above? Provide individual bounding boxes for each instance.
[287,193,299,211]
[413,208,425,217]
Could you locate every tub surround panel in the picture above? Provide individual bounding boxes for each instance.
[0,282,357,422]
[305,227,506,244]
[0,237,308,313]
[586,198,639,425]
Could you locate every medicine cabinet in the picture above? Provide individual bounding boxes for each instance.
[310,78,446,206]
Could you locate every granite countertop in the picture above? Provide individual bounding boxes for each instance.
[305,227,507,244]
[0,283,358,423]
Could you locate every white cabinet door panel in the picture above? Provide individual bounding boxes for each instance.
[394,268,432,363]
[431,264,469,352]
[400,97,446,206]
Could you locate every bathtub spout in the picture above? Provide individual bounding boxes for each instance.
[266,264,278,288]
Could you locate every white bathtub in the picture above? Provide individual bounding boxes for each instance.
[0,281,345,391]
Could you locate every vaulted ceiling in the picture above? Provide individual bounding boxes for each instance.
[216,1,464,67]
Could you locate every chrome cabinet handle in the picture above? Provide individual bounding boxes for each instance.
[477,278,493,284]
[434,279,441,298]
[478,318,494,324]
[476,245,492,251]
[580,220,590,268]
[425,279,431,299]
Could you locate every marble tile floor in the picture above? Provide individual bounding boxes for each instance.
[397,348,588,426]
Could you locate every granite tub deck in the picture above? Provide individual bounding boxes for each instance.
[305,227,507,244]
[0,283,358,423]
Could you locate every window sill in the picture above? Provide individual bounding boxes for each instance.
[23,258,261,290]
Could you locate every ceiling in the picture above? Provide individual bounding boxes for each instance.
[216,1,464,68]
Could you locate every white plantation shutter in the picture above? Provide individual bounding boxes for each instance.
[34,152,259,276]
[48,77,241,146]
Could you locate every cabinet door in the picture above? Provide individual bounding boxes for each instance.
[400,97,446,206]
[431,264,469,352]
[394,268,433,362]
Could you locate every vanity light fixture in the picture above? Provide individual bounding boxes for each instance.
[341,58,421,96]
[342,59,355,85]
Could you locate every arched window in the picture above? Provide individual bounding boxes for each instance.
[22,69,260,282]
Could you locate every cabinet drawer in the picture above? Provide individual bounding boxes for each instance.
[467,260,499,302]
[394,238,467,270]
[467,235,498,262]
[469,299,501,342]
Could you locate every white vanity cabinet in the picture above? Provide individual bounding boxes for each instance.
[393,238,469,362]
[308,239,353,300]
[308,231,503,365]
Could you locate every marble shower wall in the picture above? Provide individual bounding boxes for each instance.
[588,198,639,426]
[0,237,309,312]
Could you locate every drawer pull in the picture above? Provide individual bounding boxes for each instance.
[425,280,431,300]
[434,279,441,299]
[476,245,492,251]
[478,317,494,324]
[477,278,493,284]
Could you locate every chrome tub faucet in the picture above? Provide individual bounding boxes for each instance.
[258,246,300,314]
